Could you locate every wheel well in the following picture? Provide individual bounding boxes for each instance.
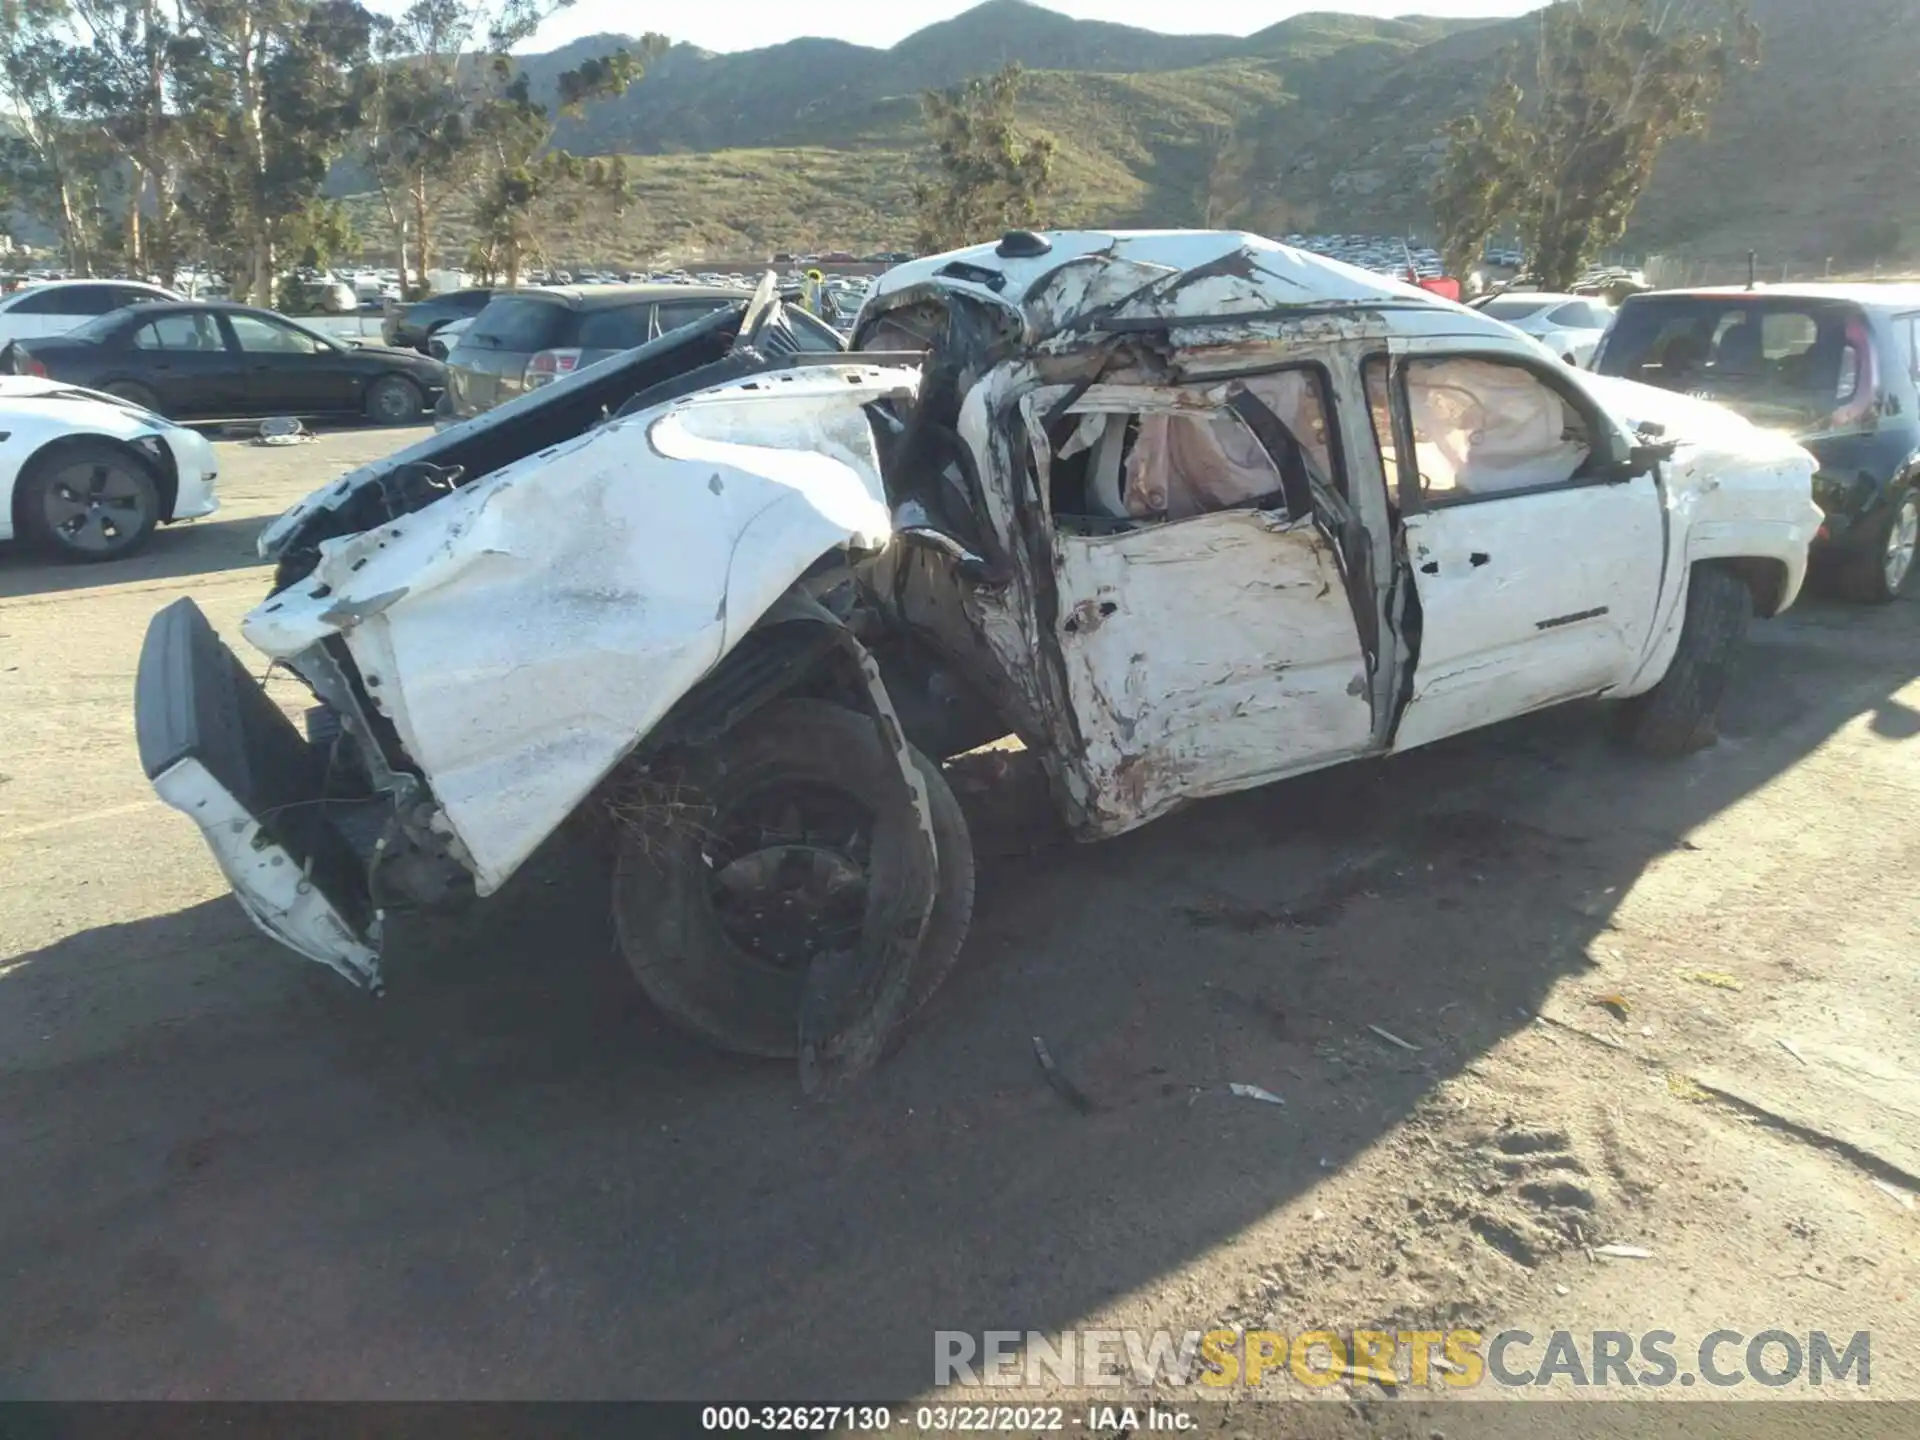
[1707,556,1789,618]
[10,433,176,532]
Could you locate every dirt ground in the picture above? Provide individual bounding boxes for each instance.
[2,429,1917,1418]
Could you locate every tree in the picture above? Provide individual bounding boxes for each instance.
[1193,120,1244,229]
[465,41,656,287]
[0,0,107,272]
[1431,0,1759,291]
[1430,76,1528,282]
[913,62,1055,253]
[363,0,570,296]
[62,0,202,278]
[173,0,374,303]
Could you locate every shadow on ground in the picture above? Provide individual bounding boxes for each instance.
[0,513,272,599]
[0,597,1914,1398]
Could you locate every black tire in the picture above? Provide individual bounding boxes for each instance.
[611,698,976,1058]
[103,381,163,415]
[365,374,424,425]
[1615,565,1753,757]
[1835,486,1918,605]
[16,440,161,562]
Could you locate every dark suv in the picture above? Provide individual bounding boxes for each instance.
[381,287,495,354]
[1594,286,1920,602]
[440,284,844,422]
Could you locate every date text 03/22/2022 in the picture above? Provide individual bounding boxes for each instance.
[698,1405,1194,1432]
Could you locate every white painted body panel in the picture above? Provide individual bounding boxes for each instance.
[151,756,382,986]
[0,376,219,540]
[1393,478,1666,752]
[240,364,918,894]
[0,280,183,345]
[1051,506,1374,831]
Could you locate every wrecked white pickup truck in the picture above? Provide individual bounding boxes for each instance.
[136,231,1821,1091]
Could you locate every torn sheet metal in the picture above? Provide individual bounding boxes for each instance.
[1050,506,1375,834]
[861,231,1464,353]
[243,365,920,895]
[797,627,939,1096]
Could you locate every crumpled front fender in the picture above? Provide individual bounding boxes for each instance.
[241,364,921,896]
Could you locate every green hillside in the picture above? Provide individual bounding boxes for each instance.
[366,0,1914,268]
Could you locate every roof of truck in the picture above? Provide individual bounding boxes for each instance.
[860,229,1521,345]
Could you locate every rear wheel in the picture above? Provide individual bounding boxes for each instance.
[364,374,424,425]
[17,440,161,562]
[1615,565,1753,757]
[1836,486,1918,605]
[611,698,975,1058]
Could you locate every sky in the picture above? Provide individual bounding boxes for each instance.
[521,0,1539,56]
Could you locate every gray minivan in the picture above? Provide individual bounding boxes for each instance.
[441,284,842,421]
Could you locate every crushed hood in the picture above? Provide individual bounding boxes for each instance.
[1583,372,1817,465]
[244,362,919,894]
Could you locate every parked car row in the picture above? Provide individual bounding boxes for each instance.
[433,281,845,424]
[1,302,444,430]
[381,273,873,362]
[1470,291,1619,366]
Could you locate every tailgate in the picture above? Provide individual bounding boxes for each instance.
[445,348,527,417]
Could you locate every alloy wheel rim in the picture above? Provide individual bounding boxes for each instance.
[1885,495,1918,594]
[43,460,146,554]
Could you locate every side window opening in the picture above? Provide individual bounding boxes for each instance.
[1396,357,1594,504]
[134,313,222,351]
[1046,367,1338,531]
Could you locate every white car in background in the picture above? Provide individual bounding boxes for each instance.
[0,279,183,346]
[0,376,218,562]
[1471,291,1617,367]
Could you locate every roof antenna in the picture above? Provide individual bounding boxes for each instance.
[1746,250,1757,292]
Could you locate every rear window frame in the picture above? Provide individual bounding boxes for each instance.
[1595,294,1863,394]
[654,298,738,337]
[575,301,658,353]
[466,295,574,352]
